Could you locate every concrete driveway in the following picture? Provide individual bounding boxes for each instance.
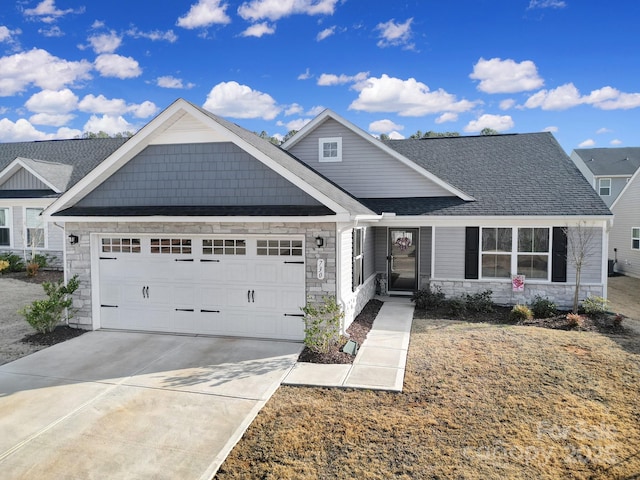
[0,331,302,480]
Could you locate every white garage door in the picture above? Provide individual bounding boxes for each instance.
[97,235,306,340]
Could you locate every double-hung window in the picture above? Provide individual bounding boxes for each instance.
[598,178,611,196]
[481,227,551,280]
[352,228,364,290]
[25,208,45,248]
[517,228,550,279]
[0,208,10,247]
[481,228,512,278]
[633,228,640,250]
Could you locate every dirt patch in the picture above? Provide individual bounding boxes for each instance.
[22,325,86,346]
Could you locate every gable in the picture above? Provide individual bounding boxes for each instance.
[0,167,50,190]
[286,117,456,199]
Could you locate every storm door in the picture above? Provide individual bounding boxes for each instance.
[388,228,419,292]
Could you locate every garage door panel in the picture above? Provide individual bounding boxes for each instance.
[280,316,305,340]
[200,286,227,309]
[224,262,249,283]
[280,263,306,285]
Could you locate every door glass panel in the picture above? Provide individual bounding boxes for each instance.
[389,229,418,291]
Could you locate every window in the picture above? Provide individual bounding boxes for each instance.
[633,228,640,250]
[0,208,10,247]
[256,239,303,256]
[150,238,192,254]
[318,137,342,162]
[352,228,364,290]
[203,239,246,255]
[599,178,611,196]
[101,238,141,253]
[25,208,45,248]
[481,227,551,280]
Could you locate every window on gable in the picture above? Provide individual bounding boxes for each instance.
[0,208,10,247]
[632,228,640,250]
[25,208,45,248]
[352,228,364,290]
[319,137,342,162]
[599,178,611,196]
[480,227,551,280]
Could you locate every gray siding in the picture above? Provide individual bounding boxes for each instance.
[611,175,640,278]
[374,227,387,273]
[77,143,322,208]
[287,118,454,198]
[597,177,629,207]
[419,227,432,286]
[363,226,375,279]
[0,168,49,190]
[433,226,465,279]
[566,226,602,283]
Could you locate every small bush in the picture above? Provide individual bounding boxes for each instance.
[464,290,494,313]
[411,285,446,310]
[19,275,80,334]
[26,262,39,277]
[445,296,467,317]
[566,313,584,328]
[510,304,533,322]
[30,253,50,268]
[582,296,609,317]
[0,259,9,273]
[301,296,344,354]
[0,253,24,272]
[613,313,624,327]
[529,295,557,319]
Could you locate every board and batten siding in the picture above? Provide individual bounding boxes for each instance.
[611,175,640,278]
[287,118,454,198]
[433,226,466,279]
[76,143,322,208]
[0,169,50,190]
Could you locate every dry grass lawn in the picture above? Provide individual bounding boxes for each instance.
[216,316,640,479]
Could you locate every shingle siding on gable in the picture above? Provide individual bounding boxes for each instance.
[286,118,454,198]
[611,175,640,278]
[76,143,322,208]
[0,169,49,190]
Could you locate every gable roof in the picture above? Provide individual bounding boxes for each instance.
[611,165,640,210]
[0,157,73,193]
[572,147,640,176]
[372,133,612,217]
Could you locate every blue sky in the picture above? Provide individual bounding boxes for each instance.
[0,0,639,153]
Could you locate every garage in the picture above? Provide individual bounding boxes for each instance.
[97,234,306,340]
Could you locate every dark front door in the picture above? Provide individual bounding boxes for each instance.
[388,228,419,292]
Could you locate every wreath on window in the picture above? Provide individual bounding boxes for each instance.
[395,236,412,251]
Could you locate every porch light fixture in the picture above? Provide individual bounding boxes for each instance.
[68,234,79,245]
[315,236,324,247]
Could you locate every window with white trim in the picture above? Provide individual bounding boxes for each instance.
[481,227,551,280]
[632,228,640,250]
[599,178,611,196]
[352,228,364,290]
[25,208,45,248]
[101,238,141,253]
[0,208,10,247]
[319,137,342,162]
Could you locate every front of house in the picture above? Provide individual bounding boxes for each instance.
[44,99,612,341]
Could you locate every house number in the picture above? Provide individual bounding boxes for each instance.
[317,258,325,280]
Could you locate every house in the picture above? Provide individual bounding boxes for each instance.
[44,99,612,340]
[609,166,640,278]
[570,147,640,207]
[0,138,127,268]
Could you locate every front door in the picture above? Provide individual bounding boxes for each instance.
[388,228,419,292]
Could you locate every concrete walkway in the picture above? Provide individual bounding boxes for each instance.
[283,296,414,392]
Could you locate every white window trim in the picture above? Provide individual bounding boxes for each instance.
[352,227,364,290]
[632,227,640,250]
[23,207,47,250]
[480,227,551,282]
[598,177,611,196]
[318,137,342,163]
[0,207,12,248]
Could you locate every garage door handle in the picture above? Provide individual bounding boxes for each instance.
[247,290,251,302]
[251,290,255,303]
[200,309,220,313]
[142,286,149,298]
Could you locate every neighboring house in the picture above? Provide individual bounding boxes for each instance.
[570,147,640,207]
[609,167,640,278]
[44,99,611,340]
[0,139,128,268]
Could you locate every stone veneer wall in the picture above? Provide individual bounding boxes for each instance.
[430,279,604,310]
[64,221,336,330]
[342,274,377,331]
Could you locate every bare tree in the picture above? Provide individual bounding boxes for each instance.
[564,221,597,313]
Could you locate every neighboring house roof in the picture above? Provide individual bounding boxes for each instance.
[373,133,612,217]
[572,147,640,176]
[0,138,129,195]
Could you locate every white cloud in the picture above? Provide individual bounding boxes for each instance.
[128,101,158,118]
[435,112,458,124]
[316,26,335,41]
[528,0,566,9]
[0,118,49,141]
[578,139,595,148]
[156,76,195,89]
[317,71,368,87]
[203,81,281,119]
[29,112,74,126]
[369,119,403,134]
[0,26,21,43]
[375,18,414,49]
[284,103,303,115]
[241,22,276,37]
[94,54,142,78]
[499,99,516,110]
[349,74,479,116]
[610,139,622,145]
[588,88,640,110]
[388,131,404,140]
[297,68,311,80]
[277,117,311,131]
[238,0,339,22]
[126,27,178,43]
[524,83,640,111]
[306,105,324,116]
[0,48,92,96]
[23,0,83,23]
[83,114,135,135]
[470,58,544,94]
[24,88,78,113]
[596,127,612,134]
[39,26,63,37]
[464,114,514,133]
[543,126,558,132]
[88,31,122,54]
[177,0,231,29]
[78,94,157,118]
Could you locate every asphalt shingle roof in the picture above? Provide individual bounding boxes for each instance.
[572,147,640,176]
[380,133,612,217]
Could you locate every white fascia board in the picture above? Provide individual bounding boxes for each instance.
[44,214,349,223]
[594,174,633,179]
[282,109,475,202]
[0,158,62,193]
[611,167,640,210]
[367,215,612,228]
[0,198,56,208]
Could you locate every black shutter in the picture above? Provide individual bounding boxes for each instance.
[551,227,567,282]
[465,227,480,279]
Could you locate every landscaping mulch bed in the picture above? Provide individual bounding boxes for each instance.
[2,270,64,284]
[22,325,87,347]
[297,299,383,364]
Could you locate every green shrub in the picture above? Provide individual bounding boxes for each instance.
[529,295,557,319]
[301,296,344,354]
[411,285,445,310]
[510,304,533,322]
[464,290,494,313]
[445,296,467,317]
[30,253,50,268]
[0,253,24,272]
[582,296,609,317]
[19,275,80,334]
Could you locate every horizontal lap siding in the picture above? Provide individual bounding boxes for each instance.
[433,226,465,279]
[567,226,603,283]
[287,119,453,198]
[419,227,432,284]
[374,227,387,273]
[611,177,640,278]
